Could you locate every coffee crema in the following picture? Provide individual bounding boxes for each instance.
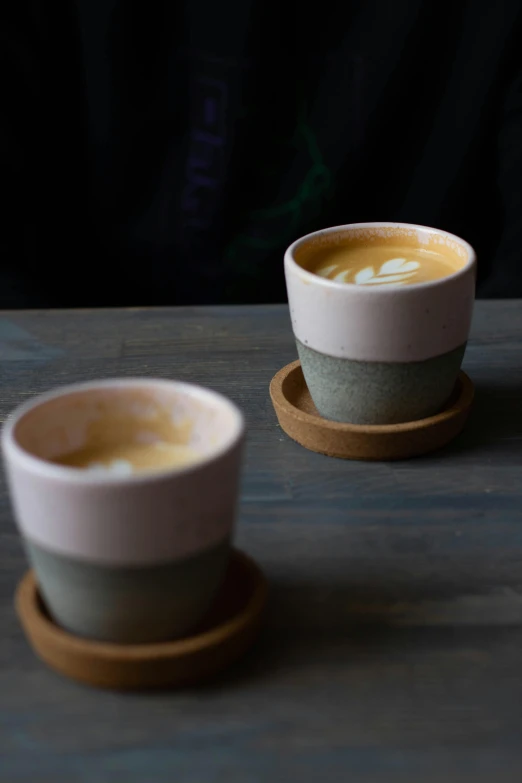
[54,441,201,475]
[49,392,202,475]
[297,237,464,287]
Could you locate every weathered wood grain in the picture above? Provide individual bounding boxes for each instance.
[1,302,521,782]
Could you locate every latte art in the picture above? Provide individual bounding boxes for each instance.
[306,242,462,287]
[318,257,422,286]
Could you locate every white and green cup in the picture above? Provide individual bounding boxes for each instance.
[2,379,244,643]
[285,222,476,425]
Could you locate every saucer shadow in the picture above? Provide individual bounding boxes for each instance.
[443,379,522,455]
[167,559,522,694]
[194,576,477,692]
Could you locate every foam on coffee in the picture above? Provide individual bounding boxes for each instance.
[55,441,201,474]
[295,230,466,287]
[47,391,203,475]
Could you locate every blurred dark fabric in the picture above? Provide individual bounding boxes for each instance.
[1,1,521,308]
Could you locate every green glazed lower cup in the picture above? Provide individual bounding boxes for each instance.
[296,339,466,425]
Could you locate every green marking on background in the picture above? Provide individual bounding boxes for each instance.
[225,100,333,267]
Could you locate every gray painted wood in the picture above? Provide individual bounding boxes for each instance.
[1,302,521,782]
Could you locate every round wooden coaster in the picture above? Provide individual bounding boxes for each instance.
[15,549,267,691]
[270,360,474,461]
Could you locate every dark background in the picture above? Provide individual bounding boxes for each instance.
[1,0,522,309]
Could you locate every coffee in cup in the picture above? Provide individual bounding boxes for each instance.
[50,394,203,475]
[285,222,476,425]
[308,236,463,286]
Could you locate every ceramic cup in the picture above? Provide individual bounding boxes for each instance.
[2,379,244,644]
[285,222,476,425]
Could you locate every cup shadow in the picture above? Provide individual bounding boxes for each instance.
[135,578,412,693]
[442,379,522,455]
[195,569,522,692]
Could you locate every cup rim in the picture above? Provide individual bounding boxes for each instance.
[2,378,245,485]
[285,221,476,292]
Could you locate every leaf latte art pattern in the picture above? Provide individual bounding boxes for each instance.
[317,257,421,286]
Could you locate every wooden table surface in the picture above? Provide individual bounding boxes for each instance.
[1,302,521,782]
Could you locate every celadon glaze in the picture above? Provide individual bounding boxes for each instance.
[296,339,466,425]
[26,537,231,643]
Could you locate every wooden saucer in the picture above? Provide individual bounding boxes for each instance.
[270,360,474,461]
[16,549,267,691]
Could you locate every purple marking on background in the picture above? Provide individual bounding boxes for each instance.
[181,76,229,229]
[204,98,217,126]
[193,130,225,147]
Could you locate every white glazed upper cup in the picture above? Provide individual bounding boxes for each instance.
[285,222,477,424]
[2,379,245,643]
